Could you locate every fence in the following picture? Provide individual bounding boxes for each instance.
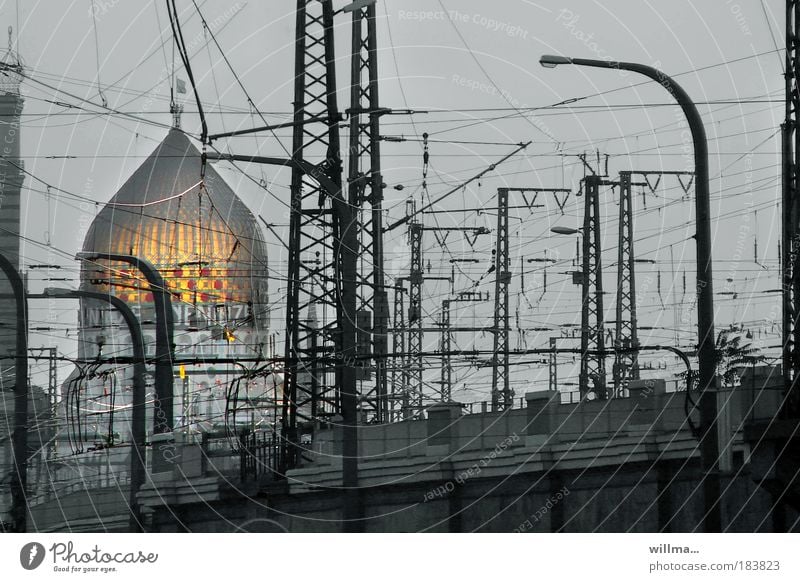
[239,430,280,482]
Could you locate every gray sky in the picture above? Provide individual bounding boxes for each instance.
[2,0,785,398]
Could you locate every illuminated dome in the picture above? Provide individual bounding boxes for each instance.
[69,128,274,439]
[82,129,268,314]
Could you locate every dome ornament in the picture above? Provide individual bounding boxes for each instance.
[170,101,184,129]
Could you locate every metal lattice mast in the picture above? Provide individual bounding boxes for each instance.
[46,348,58,462]
[549,337,558,392]
[348,2,388,421]
[440,299,453,400]
[28,347,58,463]
[784,0,800,416]
[580,175,607,399]
[391,284,407,421]
[613,172,640,396]
[283,0,346,467]
[548,336,582,393]
[491,187,566,408]
[407,221,424,417]
[440,291,488,401]
[609,170,693,395]
[491,188,512,410]
[407,223,486,415]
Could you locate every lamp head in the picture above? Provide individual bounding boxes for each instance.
[550,226,580,236]
[539,54,573,68]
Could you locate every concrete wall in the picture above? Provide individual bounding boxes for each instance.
[132,454,782,533]
[26,368,797,533]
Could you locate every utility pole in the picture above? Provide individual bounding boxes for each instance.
[490,187,568,410]
[580,175,607,399]
[784,0,800,417]
[205,8,361,516]
[283,0,345,468]
[549,337,558,392]
[440,291,489,401]
[613,172,640,397]
[613,170,693,396]
[541,53,720,531]
[391,284,407,421]
[578,173,648,399]
[548,335,582,393]
[348,1,388,421]
[29,347,58,463]
[492,187,512,410]
[408,221,424,418]
[282,0,361,532]
[407,223,488,416]
[440,299,453,402]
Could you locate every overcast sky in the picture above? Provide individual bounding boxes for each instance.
[1,0,785,397]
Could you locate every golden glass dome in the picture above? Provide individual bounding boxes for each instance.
[81,129,268,311]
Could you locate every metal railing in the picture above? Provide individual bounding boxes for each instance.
[239,430,280,482]
[462,396,528,415]
[28,471,131,506]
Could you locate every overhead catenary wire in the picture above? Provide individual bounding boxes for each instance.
[166,0,207,158]
[2,4,785,424]
[89,0,107,108]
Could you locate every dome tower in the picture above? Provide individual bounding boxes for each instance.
[65,129,272,456]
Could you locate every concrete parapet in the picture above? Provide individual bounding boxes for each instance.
[628,379,666,428]
[525,391,559,439]
[150,432,177,474]
[427,401,464,449]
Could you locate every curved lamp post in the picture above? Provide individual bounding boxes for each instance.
[0,251,28,533]
[76,252,175,434]
[43,288,146,533]
[540,54,720,531]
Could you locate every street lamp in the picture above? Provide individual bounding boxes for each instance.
[550,226,583,265]
[43,287,147,533]
[540,54,720,532]
[76,252,175,435]
[551,226,584,280]
[539,55,572,68]
[550,226,579,236]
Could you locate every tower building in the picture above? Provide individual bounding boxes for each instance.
[0,27,26,530]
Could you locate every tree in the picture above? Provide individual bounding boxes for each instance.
[715,326,765,386]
